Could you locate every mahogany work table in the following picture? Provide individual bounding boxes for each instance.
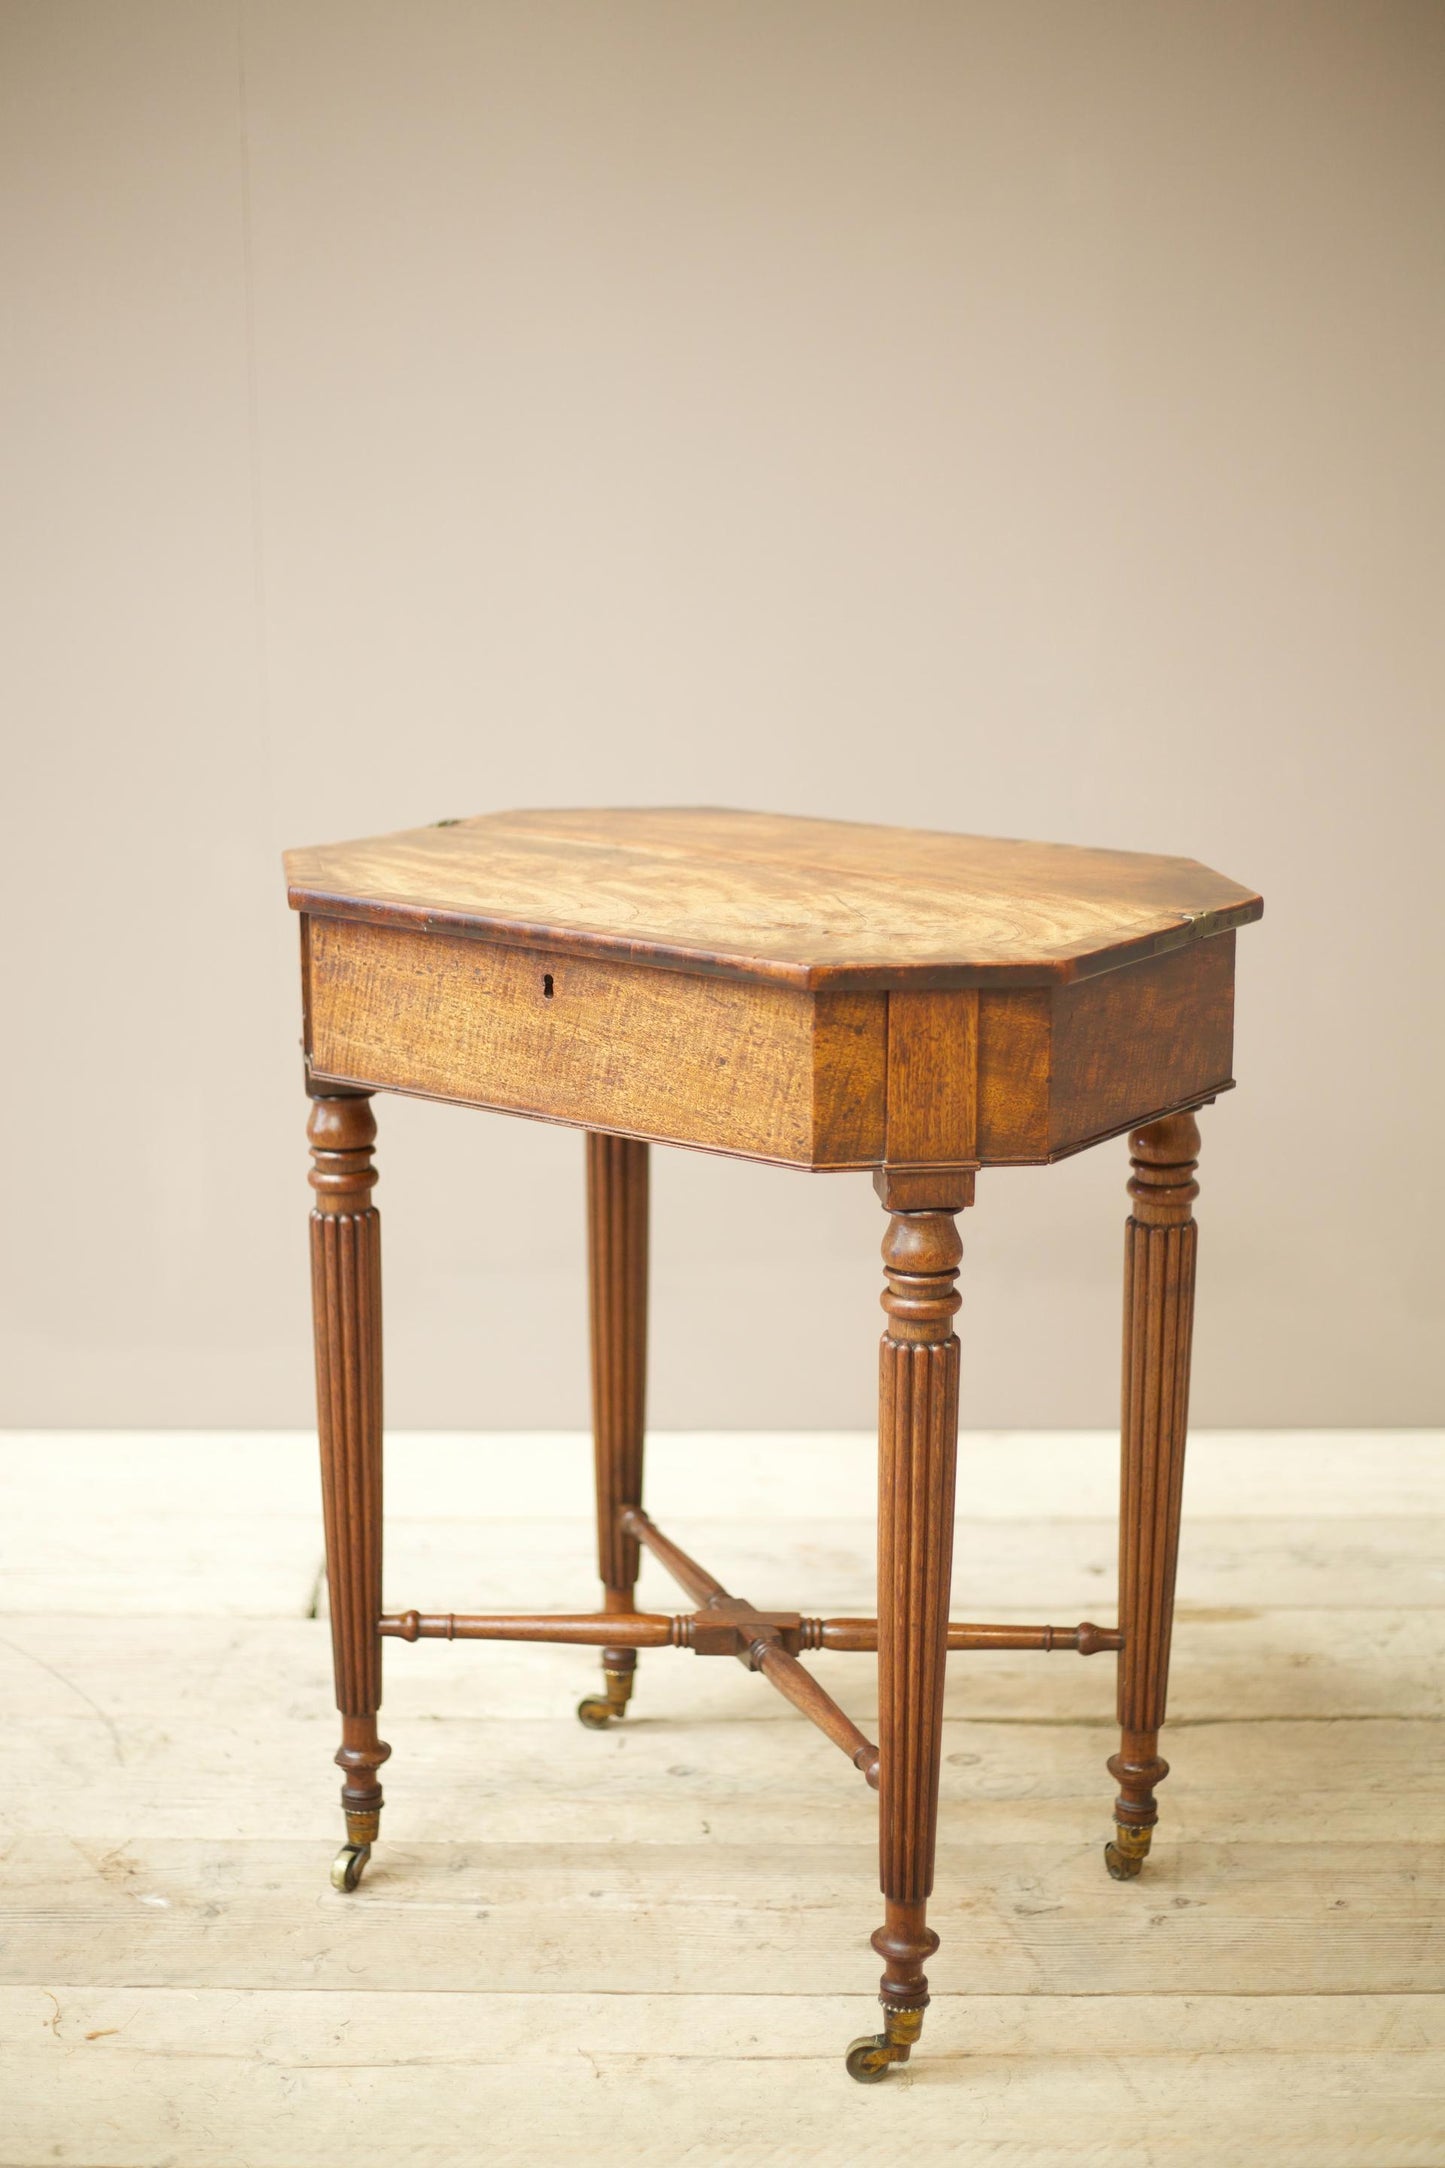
[285,806,1262,2082]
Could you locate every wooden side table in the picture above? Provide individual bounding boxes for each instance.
[285,807,1262,2081]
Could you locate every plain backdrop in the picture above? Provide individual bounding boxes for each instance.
[2,0,1441,1430]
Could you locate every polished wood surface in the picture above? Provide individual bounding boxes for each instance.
[883,989,979,1167]
[618,1509,882,1784]
[587,1134,649,1599]
[872,1198,963,2039]
[287,805,1262,991]
[307,1088,389,1863]
[302,909,1236,1169]
[584,1133,650,1724]
[305,915,886,1166]
[1107,1111,1202,1878]
[376,1607,1121,1653]
[974,933,1236,1162]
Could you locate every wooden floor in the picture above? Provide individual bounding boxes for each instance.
[2,1429,1442,2167]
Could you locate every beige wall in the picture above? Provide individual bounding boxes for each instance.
[3,0,1441,1429]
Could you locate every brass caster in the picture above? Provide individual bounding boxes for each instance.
[331,1841,371,1892]
[845,2006,923,2083]
[845,2035,896,2083]
[1105,1822,1152,1881]
[577,1666,634,1730]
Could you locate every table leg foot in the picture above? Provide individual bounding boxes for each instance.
[577,1664,635,1729]
[1105,1821,1152,1879]
[845,2006,924,2083]
[331,1841,372,1892]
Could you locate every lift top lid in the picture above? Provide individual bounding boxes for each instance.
[285,806,1262,992]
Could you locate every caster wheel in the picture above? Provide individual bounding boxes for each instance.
[577,1666,633,1729]
[845,2034,895,2083]
[1105,1839,1144,1881]
[845,2006,921,2081]
[331,1841,371,1892]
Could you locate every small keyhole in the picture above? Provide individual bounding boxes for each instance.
[542,973,554,999]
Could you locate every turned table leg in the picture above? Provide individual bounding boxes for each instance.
[578,1133,650,1729]
[1107,1111,1201,1880]
[308,1085,389,1892]
[848,1190,964,2081]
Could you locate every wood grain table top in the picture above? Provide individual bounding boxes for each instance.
[285,806,1261,992]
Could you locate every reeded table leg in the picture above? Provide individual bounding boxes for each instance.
[1107,1112,1201,1880]
[848,1193,964,2082]
[308,1085,390,1891]
[578,1133,650,1729]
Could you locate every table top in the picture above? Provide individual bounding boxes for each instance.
[285,806,1261,991]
